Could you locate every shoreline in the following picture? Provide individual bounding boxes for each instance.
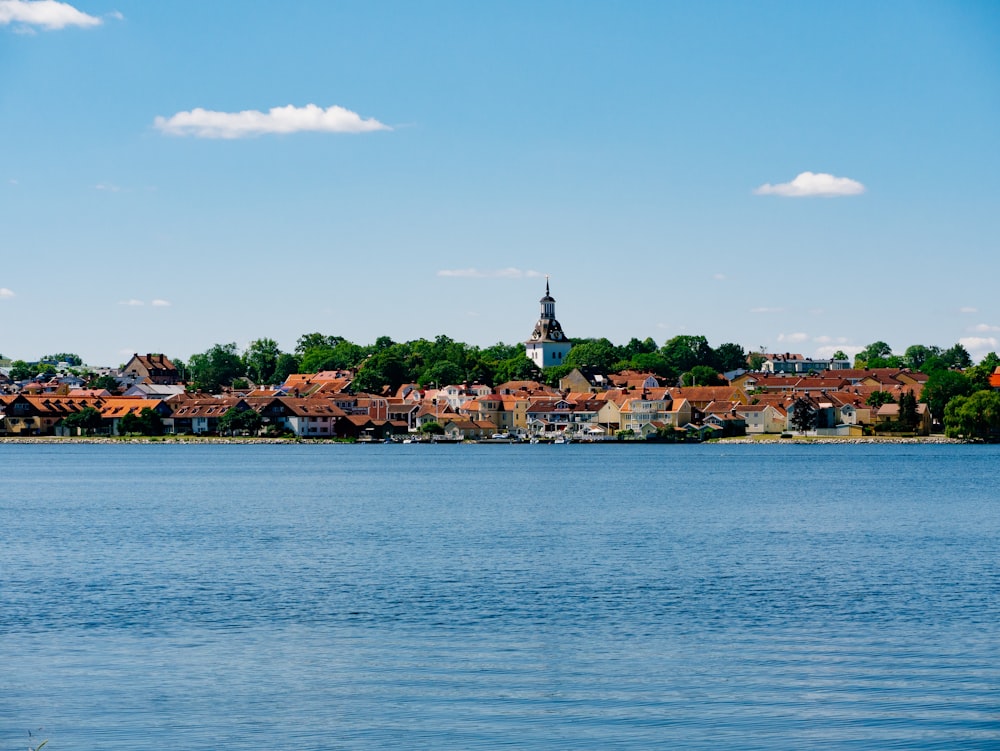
[0,435,966,445]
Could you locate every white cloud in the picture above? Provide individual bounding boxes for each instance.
[959,337,999,360]
[777,332,810,344]
[154,103,390,139]
[971,323,1000,333]
[750,307,784,314]
[960,306,979,314]
[0,1,102,30]
[119,298,172,307]
[0,287,15,298]
[437,267,544,279]
[712,273,726,281]
[754,171,865,198]
[95,182,121,192]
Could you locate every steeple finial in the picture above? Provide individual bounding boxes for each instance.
[545,275,550,297]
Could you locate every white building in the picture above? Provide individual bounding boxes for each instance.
[524,279,572,369]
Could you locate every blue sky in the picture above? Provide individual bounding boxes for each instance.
[2,1,999,366]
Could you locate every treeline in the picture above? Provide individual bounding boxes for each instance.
[169,334,756,394]
[6,334,998,409]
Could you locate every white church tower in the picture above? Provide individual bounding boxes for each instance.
[525,278,572,369]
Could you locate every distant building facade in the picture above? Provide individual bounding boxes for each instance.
[122,353,181,385]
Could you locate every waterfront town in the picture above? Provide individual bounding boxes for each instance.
[3,283,1000,442]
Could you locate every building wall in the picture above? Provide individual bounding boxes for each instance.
[526,341,572,370]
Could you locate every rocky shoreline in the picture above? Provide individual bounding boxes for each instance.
[0,435,965,445]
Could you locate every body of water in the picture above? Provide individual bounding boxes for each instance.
[2,443,999,749]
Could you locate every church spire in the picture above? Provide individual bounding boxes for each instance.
[525,277,572,368]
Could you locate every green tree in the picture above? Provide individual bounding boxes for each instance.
[541,363,575,387]
[789,397,817,434]
[243,338,282,385]
[86,374,120,393]
[944,390,1000,441]
[418,360,464,388]
[299,339,364,373]
[627,351,673,379]
[218,406,262,436]
[903,344,941,371]
[855,341,893,367]
[492,355,541,385]
[42,352,83,366]
[832,350,849,361]
[565,338,620,371]
[61,406,103,435]
[922,369,973,421]
[119,407,163,436]
[713,342,747,373]
[188,343,244,393]
[352,347,410,394]
[272,353,300,383]
[941,343,973,369]
[682,365,722,386]
[966,352,1000,391]
[867,355,904,369]
[899,390,919,431]
[9,360,34,380]
[295,333,343,356]
[661,335,716,376]
[621,337,657,359]
[866,390,896,408]
[418,420,444,436]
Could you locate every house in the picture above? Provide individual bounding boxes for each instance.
[608,371,662,390]
[334,415,408,440]
[784,395,832,433]
[526,398,573,435]
[167,397,242,434]
[386,400,421,431]
[281,371,353,396]
[702,411,747,437]
[277,398,347,438]
[666,385,748,410]
[442,419,497,441]
[761,353,850,373]
[875,402,932,435]
[431,383,492,411]
[100,398,171,436]
[559,365,611,393]
[1,394,101,436]
[462,395,518,433]
[618,394,670,434]
[734,403,787,434]
[121,353,181,385]
[990,367,1000,390]
[124,383,187,400]
[559,367,611,393]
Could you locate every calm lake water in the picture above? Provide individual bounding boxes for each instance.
[2,443,999,750]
